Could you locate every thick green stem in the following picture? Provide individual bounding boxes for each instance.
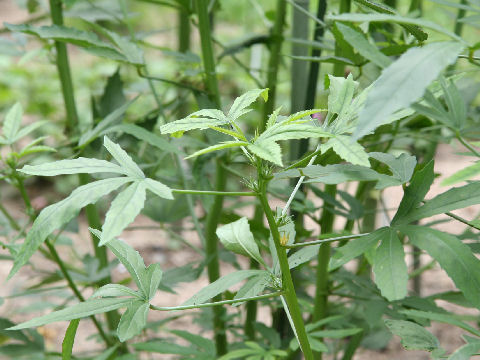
[48,0,78,133]
[195,1,228,355]
[204,159,228,355]
[258,177,313,360]
[261,0,287,132]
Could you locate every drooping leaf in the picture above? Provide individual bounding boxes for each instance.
[103,136,144,179]
[391,160,435,225]
[217,217,266,266]
[400,226,480,308]
[144,178,173,200]
[372,228,408,301]
[117,300,149,342]
[320,136,370,167]
[385,319,440,351]
[182,270,266,306]
[62,319,80,360]
[353,41,464,140]
[398,181,480,225]
[91,284,141,299]
[336,23,391,68]
[227,88,268,121]
[100,181,147,245]
[8,298,132,330]
[8,177,131,279]
[20,158,126,176]
[329,228,389,270]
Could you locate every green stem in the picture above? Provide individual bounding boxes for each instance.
[258,175,313,360]
[0,202,21,231]
[261,0,287,132]
[244,258,260,340]
[44,239,112,346]
[172,189,256,196]
[48,0,78,134]
[150,291,284,311]
[204,159,228,355]
[457,133,480,158]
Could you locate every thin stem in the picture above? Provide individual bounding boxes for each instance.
[0,203,21,231]
[244,259,259,340]
[172,189,256,196]
[150,291,284,311]
[44,239,112,346]
[284,233,369,249]
[258,175,313,360]
[261,0,287,132]
[457,133,480,158]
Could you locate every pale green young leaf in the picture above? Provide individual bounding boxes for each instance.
[321,136,370,167]
[248,141,283,166]
[284,109,327,123]
[91,284,141,299]
[233,272,270,304]
[399,182,480,225]
[100,181,147,245]
[185,141,249,159]
[369,152,417,183]
[103,136,144,179]
[228,88,268,120]
[327,74,358,117]
[391,160,435,225]
[441,161,480,186]
[329,228,388,270]
[17,145,56,158]
[62,319,80,360]
[160,109,228,134]
[353,41,464,140]
[117,300,149,342]
[142,263,162,300]
[101,236,147,295]
[20,158,126,177]
[208,126,246,141]
[385,320,440,351]
[336,23,391,68]
[2,102,22,142]
[372,228,408,301]
[276,164,400,189]
[144,178,173,200]
[8,177,131,279]
[400,226,480,308]
[107,123,181,154]
[441,77,467,130]
[78,98,137,147]
[7,298,132,330]
[14,120,48,143]
[217,217,266,267]
[257,123,332,143]
[182,270,266,306]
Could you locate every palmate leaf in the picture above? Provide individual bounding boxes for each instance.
[227,88,268,121]
[7,298,132,330]
[117,300,149,342]
[2,102,22,143]
[100,181,147,245]
[8,177,131,279]
[353,41,465,140]
[400,226,480,308]
[372,228,408,301]
[369,152,417,183]
[248,140,283,166]
[160,109,228,134]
